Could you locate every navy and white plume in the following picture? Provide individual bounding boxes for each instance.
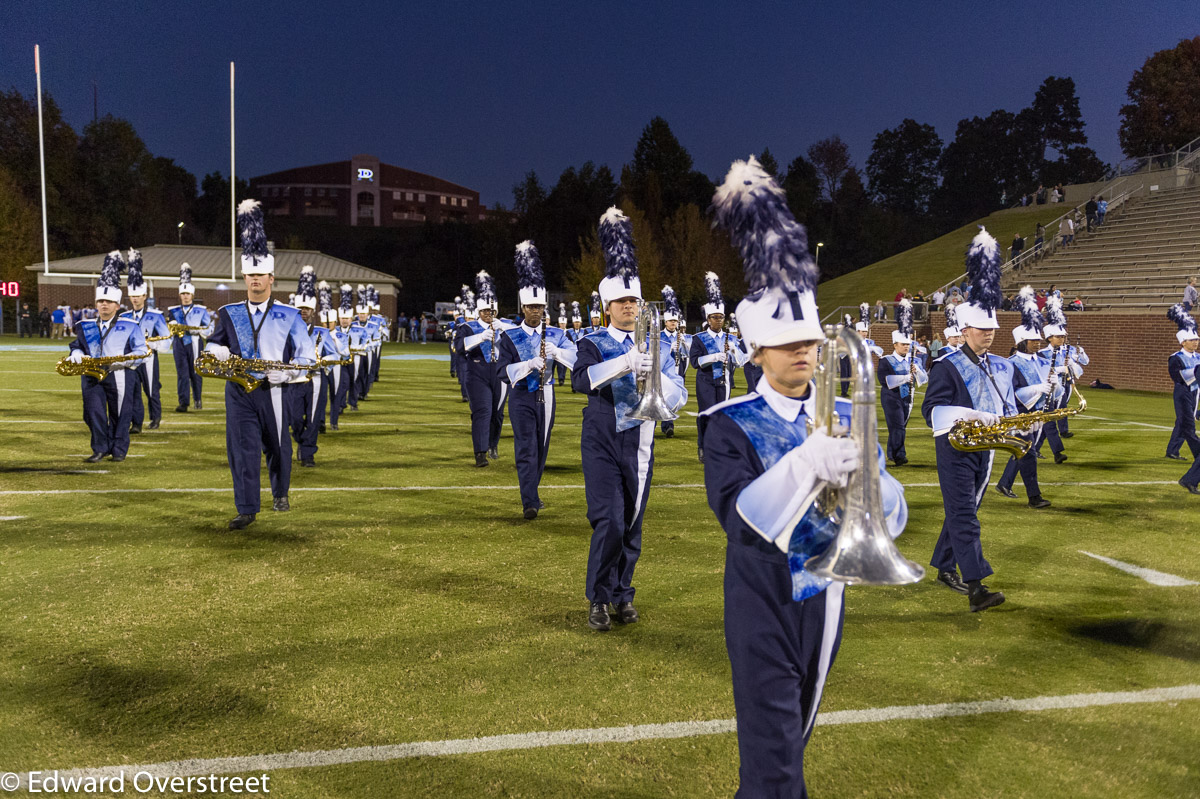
[179,263,192,288]
[236,199,270,265]
[571,300,581,320]
[558,301,567,317]
[662,285,682,318]
[99,250,124,290]
[476,270,497,305]
[1044,295,1066,329]
[590,291,602,317]
[944,304,958,329]
[318,281,333,312]
[465,287,476,308]
[515,241,545,289]
[1168,304,1197,335]
[897,298,914,338]
[599,207,638,286]
[704,271,724,307]
[297,265,317,302]
[711,155,818,299]
[126,248,144,293]
[965,227,1003,311]
[339,283,354,313]
[367,284,378,306]
[859,302,870,325]
[1016,286,1044,331]
[356,284,368,308]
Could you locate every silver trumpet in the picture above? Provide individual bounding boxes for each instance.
[628,300,678,423]
[804,323,925,586]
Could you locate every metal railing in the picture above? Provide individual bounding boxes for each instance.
[1113,132,1200,177]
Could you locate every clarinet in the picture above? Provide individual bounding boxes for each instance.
[489,320,498,364]
[720,319,730,387]
[536,316,547,404]
[1048,344,1061,408]
[675,327,683,374]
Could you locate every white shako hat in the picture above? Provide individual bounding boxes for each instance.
[178,262,195,295]
[855,322,870,334]
[355,284,370,315]
[597,207,642,305]
[710,156,822,349]
[237,199,274,275]
[954,227,1002,330]
[338,283,354,319]
[661,285,681,322]
[1012,286,1045,343]
[96,250,124,303]
[589,291,602,320]
[571,300,582,323]
[557,302,568,325]
[126,248,147,297]
[515,241,547,307]
[475,271,498,312]
[892,298,913,344]
[295,265,317,309]
[318,280,335,323]
[1042,295,1067,338]
[1168,304,1198,344]
[701,271,725,318]
[942,304,961,339]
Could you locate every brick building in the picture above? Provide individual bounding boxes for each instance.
[28,244,401,320]
[250,154,498,227]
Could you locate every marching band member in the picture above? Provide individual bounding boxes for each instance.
[67,251,149,462]
[498,242,579,519]
[942,305,963,352]
[922,228,1013,612]
[290,267,339,468]
[451,288,473,402]
[328,286,358,428]
[1039,297,1086,441]
[995,288,1054,508]
[1166,305,1200,468]
[854,305,885,359]
[457,271,513,466]
[204,200,316,530]
[368,285,385,386]
[877,298,927,466]
[705,157,908,797]
[732,313,763,393]
[569,301,585,341]
[121,248,170,433]
[660,285,687,437]
[553,302,570,385]
[168,262,213,412]
[317,280,342,433]
[583,292,603,334]
[690,271,748,463]
[572,207,686,631]
[449,293,464,379]
[351,286,374,401]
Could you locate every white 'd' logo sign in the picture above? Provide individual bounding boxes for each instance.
[357,168,374,181]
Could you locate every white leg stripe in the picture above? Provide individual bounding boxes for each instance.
[976,450,996,510]
[630,421,655,523]
[803,582,845,738]
[270,386,284,445]
[542,385,554,447]
[310,375,322,421]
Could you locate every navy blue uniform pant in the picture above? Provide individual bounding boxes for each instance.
[224,382,291,514]
[131,353,161,427]
[466,359,506,453]
[881,396,911,462]
[1035,403,1066,456]
[455,354,469,399]
[997,430,1041,499]
[371,347,381,383]
[696,371,732,451]
[930,435,995,581]
[744,363,763,394]
[81,371,135,458]
[1181,450,1200,488]
[289,375,328,460]
[348,356,362,409]
[173,338,203,407]
[1166,387,1200,458]
[1055,383,1073,434]
[725,546,845,799]
[357,351,372,399]
[583,420,655,604]
[509,385,555,510]
[330,365,351,427]
[838,355,851,397]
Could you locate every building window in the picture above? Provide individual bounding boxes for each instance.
[393,191,402,200]
[418,193,426,202]
[304,187,312,197]
[406,192,414,201]
[462,198,469,207]
[440,195,447,205]
[317,188,326,197]
[330,188,338,197]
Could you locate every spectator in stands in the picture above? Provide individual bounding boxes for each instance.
[1010,233,1025,262]
[930,334,942,359]
[408,313,418,342]
[1034,222,1045,256]
[894,288,907,305]
[1097,196,1108,226]
[1058,215,1074,247]
[1036,289,1047,312]
[930,287,945,309]
[395,311,407,343]
[911,289,925,303]
[874,299,886,321]
[1068,296,1084,311]
[51,305,65,338]
[1036,184,1047,205]
[1053,184,1065,203]
[1184,277,1199,312]
[1085,196,1098,232]
[1049,285,1062,301]
[1000,293,1014,312]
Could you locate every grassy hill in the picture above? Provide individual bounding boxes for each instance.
[816,206,1055,319]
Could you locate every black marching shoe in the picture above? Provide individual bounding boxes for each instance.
[613,601,639,624]
[1028,495,1051,509]
[300,458,316,467]
[273,496,290,512]
[195,400,202,410]
[149,420,160,429]
[1034,451,1045,459]
[130,425,142,435]
[1054,452,1068,464]
[174,404,188,413]
[995,484,1017,499]
[892,456,909,467]
[588,602,612,632]
[228,513,256,530]
[537,500,546,509]
[1061,431,1074,438]
[967,580,1005,613]
[488,446,499,460]
[1166,453,1186,461]
[109,454,125,462]
[936,570,970,595]
[84,452,106,463]
[664,427,674,438]
[319,422,326,434]
[331,423,339,431]
[475,451,489,468]
[523,506,538,520]
[1180,479,1200,495]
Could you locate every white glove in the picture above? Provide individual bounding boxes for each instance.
[207,344,232,362]
[963,409,1001,426]
[542,341,560,360]
[265,370,291,385]
[67,350,85,363]
[1035,382,1054,396]
[623,349,653,376]
[900,373,915,384]
[698,353,723,367]
[1054,365,1068,374]
[791,430,860,489]
[527,356,546,372]
[107,360,131,371]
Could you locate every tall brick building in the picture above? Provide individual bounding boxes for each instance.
[250,154,494,226]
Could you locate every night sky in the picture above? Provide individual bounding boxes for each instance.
[3,1,1194,207]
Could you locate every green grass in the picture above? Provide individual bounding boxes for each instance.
[817,206,1055,317]
[1,335,1198,797]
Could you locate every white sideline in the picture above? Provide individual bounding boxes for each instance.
[1080,551,1198,586]
[14,684,1200,786]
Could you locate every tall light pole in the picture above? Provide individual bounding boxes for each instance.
[177,221,185,245]
[815,242,824,268]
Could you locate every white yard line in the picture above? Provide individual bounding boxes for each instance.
[1079,551,1198,586]
[13,684,1199,786]
[0,515,27,521]
[1080,414,1173,431]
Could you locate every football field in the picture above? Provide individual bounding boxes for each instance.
[1,338,1197,798]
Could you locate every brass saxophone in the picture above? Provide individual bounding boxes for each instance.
[57,352,151,381]
[950,382,1087,458]
[196,352,320,392]
[168,321,207,337]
